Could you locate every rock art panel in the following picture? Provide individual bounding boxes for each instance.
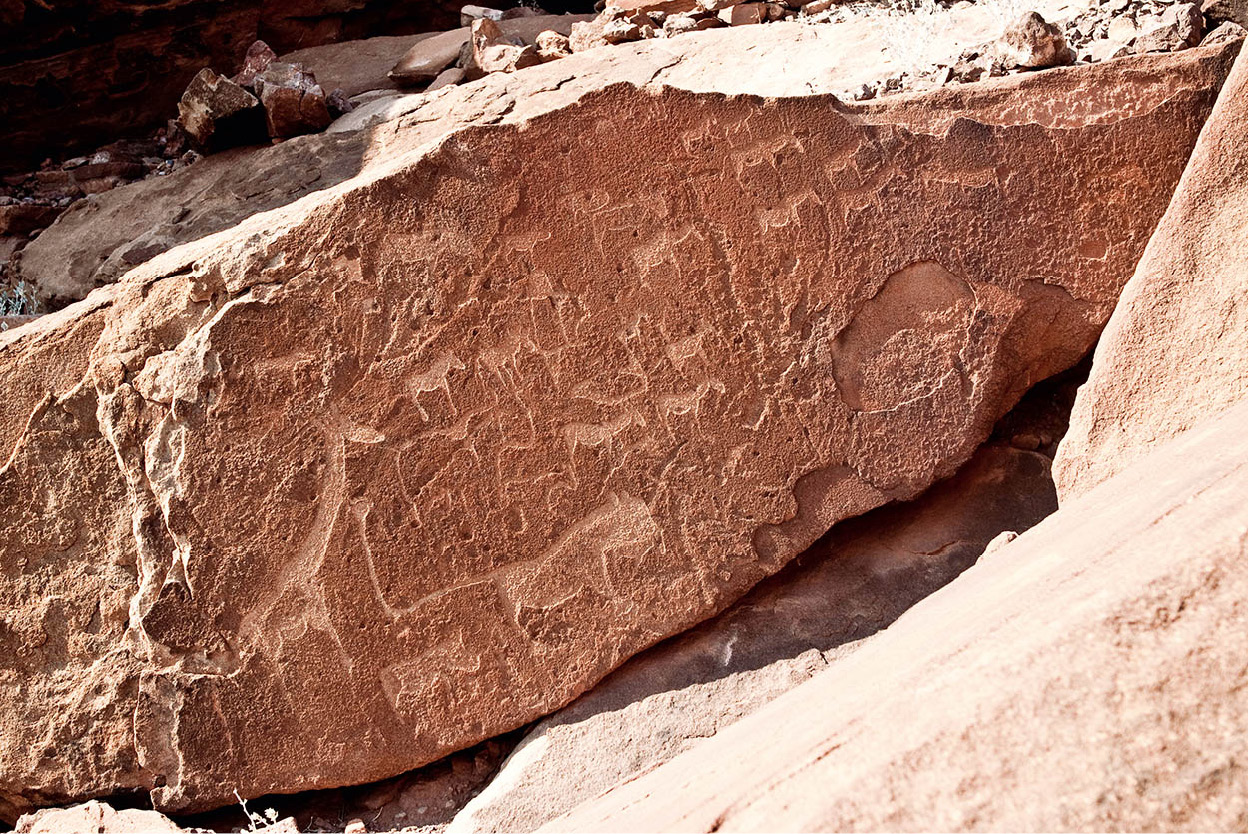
[1055,47,1248,500]
[0,45,1237,819]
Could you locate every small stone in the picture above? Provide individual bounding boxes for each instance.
[536,30,573,60]
[981,530,1019,557]
[254,62,333,138]
[602,17,645,41]
[801,0,837,13]
[851,83,876,100]
[326,88,355,118]
[1201,20,1248,45]
[996,11,1075,69]
[176,68,265,152]
[719,3,765,24]
[0,204,63,236]
[344,820,368,834]
[663,12,700,33]
[472,18,544,73]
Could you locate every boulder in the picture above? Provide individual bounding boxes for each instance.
[1134,2,1204,52]
[0,43,1234,821]
[997,11,1075,68]
[535,31,573,61]
[1054,46,1248,500]
[548,396,1248,832]
[254,63,333,138]
[15,801,183,834]
[449,392,1064,833]
[176,68,266,152]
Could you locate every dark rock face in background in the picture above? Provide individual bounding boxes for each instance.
[0,0,487,173]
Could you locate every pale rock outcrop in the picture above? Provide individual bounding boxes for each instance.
[0,41,1236,821]
[450,422,1061,833]
[1054,44,1248,500]
[548,396,1248,833]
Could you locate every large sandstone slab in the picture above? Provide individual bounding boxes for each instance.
[0,45,1235,820]
[1054,47,1248,500]
[450,424,1061,833]
[548,396,1248,832]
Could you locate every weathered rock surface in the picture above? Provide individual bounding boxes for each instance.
[0,42,1235,822]
[1054,45,1248,501]
[450,413,1062,833]
[0,0,470,174]
[547,396,1248,832]
[15,801,184,834]
[15,29,1234,308]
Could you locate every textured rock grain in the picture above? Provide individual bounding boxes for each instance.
[1054,46,1248,500]
[0,43,1237,820]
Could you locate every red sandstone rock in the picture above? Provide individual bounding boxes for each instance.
[1055,46,1248,500]
[0,43,1237,820]
[254,63,333,138]
[547,397,1248,832]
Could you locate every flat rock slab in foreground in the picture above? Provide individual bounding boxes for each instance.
[0,44,1236,819]
[547,397,1248,832]
[1055,44,1248,500]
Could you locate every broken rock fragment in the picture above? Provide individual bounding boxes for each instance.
[997,11,1075,68]
[233,40,279,90]
[175,68,265,152]
[255,62,334,138]
[472,18,543,74]
[1134,3,1204,53]
[535,30,573,61]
